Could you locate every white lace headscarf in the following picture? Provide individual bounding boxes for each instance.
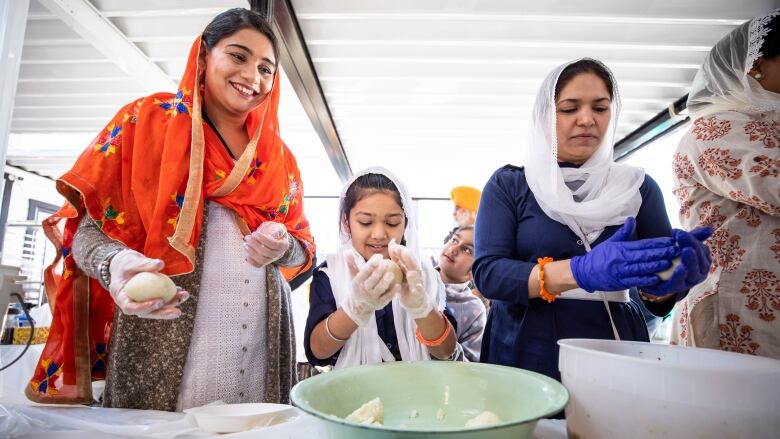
[687,9,780,118]
[321,166,445,369]
[524,58,645,245]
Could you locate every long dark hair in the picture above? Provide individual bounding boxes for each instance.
[554,59,614,100]
[341,173,407,243]
[761,15,780,59]
[201,8,279,66]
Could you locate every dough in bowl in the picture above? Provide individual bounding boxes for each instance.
[465,411,502,428]
[345,397,384,425]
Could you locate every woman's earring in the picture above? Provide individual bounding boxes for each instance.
[754,72,763,80]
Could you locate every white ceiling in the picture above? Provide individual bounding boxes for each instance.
[7,0,779,198]
[291,0,777,196]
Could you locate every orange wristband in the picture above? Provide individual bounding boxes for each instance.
[415,312,452,347]
[537,257,558,303]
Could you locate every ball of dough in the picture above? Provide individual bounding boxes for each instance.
[465,411,502,428]
[656,256,682,281]
[345,397,384,425]
[381,259,404,285]
[124,272,176,302]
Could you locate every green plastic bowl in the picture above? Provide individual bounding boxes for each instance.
[289,361,568,439]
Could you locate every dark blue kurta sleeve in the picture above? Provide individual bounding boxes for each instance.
[304,263,434,365]
[303,265,340,366]
[635,174,672,240]
[472,166,535,306]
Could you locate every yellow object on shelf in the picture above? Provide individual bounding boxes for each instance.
[12,326,50,345]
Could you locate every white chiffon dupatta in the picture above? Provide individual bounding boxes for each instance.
[523,58,645,245]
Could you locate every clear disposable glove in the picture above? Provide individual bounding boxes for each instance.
[641,227,713,297]
[388,240,434,320]
[343,253,400,327]
[245,221,289,267]
[570,217,679,293]
[109,249,189,319]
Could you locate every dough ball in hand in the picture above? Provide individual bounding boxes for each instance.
[656,256,681,281]
[124,272,177,302]
[381,259,404,286]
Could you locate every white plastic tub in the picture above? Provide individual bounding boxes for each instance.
[558,339,780,439]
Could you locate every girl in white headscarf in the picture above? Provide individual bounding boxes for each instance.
[304,167,455,368]
[671,10,780,359]
[473,59,711,384]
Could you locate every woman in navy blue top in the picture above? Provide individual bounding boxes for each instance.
[473,59,712,383]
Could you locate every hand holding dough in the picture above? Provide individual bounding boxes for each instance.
[109,249,188,319]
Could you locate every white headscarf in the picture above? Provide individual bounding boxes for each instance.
[321,166,446,369]
[687,9,780,118]
[524,58,645,244]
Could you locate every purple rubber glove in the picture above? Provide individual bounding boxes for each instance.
[570,218,678,293]
[641,227,713,297]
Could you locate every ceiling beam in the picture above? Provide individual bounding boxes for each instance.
[38,0,175,94]
[0,0,30,210]
[249,0,274,22]
[261,0,351,183]
[614,94,689,161]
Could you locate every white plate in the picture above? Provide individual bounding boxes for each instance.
[184,403,298,433]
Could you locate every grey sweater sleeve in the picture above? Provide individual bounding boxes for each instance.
[72,215,128,286]
[276,234,308,268]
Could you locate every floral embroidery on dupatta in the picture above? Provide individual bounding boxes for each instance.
[95,198,125,229]
[30,358,63,396]
[154,87,192,117]
[94,124,122,157]
[246,158,267,185]
[166,193,185,230]
[61,246,73,280]
[92,342,108,375]
[276,173,299,215]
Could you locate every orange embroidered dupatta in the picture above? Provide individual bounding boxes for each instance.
[26,36,314,404]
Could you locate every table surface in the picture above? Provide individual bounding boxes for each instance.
[1,344,45,405]
[0,403,567,438]
[1,345,567,438]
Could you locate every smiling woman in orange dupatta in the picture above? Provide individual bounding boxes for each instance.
[26,9,314,411]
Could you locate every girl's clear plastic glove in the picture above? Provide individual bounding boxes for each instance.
[388,240,434,320]
[344,253,400,327]
[109,249,189,319]
[245,221,289,267]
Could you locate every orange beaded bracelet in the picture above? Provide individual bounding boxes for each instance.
[415,312,452,347]
[537,257,559,303]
